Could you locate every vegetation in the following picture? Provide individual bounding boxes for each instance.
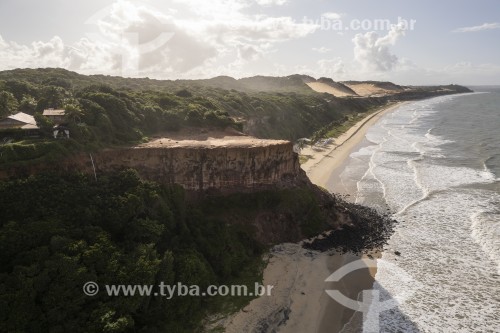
[308,103,389,143]
[0,68,469,166]
[0,170,265,332]
[0,169,335,332]
[0,69,379,146]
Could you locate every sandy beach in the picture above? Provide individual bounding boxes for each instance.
[218,102,404,333]
[301,102,406,190]
[216,244,376,333]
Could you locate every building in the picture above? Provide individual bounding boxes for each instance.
[42,108,66,124]
[0,112,38,130]
[0,112,39,137]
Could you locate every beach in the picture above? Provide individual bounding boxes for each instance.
[220,103,403,332]
[301,102,406,190]
[217,245,377,333]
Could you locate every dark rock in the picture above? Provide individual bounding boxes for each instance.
[303,197,396,254]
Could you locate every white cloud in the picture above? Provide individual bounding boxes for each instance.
[444,61,500,75]
[205,16,316,43]
[352,23,406,72]
[453,22,500,33]
[312,47,330,53]
[0,34,115,73]
[90,1,215,76]
[0,0,316,78]
[317,58,346,78]
[255,0,287,5]
[321,12,343,20]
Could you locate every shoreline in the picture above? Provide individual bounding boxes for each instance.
[303,102,404,332]
[219,102,405,333]
[301,102,406,190]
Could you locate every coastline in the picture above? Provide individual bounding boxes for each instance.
[301,102,406,189]
[219,102,404,333]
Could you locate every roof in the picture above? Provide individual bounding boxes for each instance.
[43,109,66,116]
[21,124,39,130]
[7,112,37,125]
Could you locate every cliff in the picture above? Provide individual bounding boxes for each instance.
[1,135,306,193]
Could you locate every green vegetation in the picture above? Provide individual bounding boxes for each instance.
[308,103,390,143]
[0,69,379,148]
[0,170,262,332]
[0,170,334,332]
[198,187,328,238]
[299,155,311,164]
[0,68,470,167]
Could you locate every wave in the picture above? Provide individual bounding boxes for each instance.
[483,155,500,180]
[375,190,500,332]
[470,206,500,275]
[348,91,500,332]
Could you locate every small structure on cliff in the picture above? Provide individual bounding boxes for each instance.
[53,125,70,139]
[0,112,39,137]
[42,109,66,124]
[0,112,38,130]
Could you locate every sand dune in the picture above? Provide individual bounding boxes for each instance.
[342,83,400,97]
[306,82,357,97]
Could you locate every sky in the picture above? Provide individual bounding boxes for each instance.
[0,0,499,85]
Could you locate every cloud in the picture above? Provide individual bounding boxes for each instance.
[321,12,343,20]
[89,1,215,76]
[0,0,316,78]
[255,0,287,5]
[444,61,500,74]
[352,23,406,72]
[312,47,330,53]
[205,16,316,43]
[0,34,115,73]
[317,58,346,77]
[452,22,500,33]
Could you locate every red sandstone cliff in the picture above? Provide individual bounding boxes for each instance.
[0,136,307,193]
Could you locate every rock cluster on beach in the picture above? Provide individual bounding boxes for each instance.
[303,197,397,253]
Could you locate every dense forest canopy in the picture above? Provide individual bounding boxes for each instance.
[0,68,385,145]
[0,68,470,157]
[0,68,393,168]
[0,169,337,332]
[0,170,258,332]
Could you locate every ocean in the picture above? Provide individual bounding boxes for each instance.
[337,89,500,332]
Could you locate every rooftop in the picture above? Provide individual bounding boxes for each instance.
[43,109,66,116]
[6,112,37,125]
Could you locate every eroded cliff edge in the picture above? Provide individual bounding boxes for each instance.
[1,135,305,193]
[0,133,395,247]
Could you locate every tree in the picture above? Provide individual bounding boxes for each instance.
[175,89,192,98]
[63,103,83,124]
[34,112,54,136]
[36,86,68,112]
[19,95,37,114]
[4,80,39,100]
[0,91,19,117]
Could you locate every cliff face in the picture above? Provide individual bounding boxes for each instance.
[2,140,305,193]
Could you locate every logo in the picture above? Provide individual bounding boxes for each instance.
[83,281,99,296]
[325,258,423,332]
[84,1,175,77]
